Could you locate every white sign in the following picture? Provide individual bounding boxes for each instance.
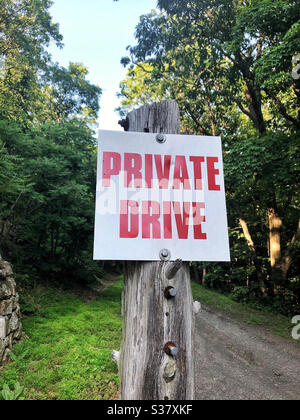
[94,130,230,262]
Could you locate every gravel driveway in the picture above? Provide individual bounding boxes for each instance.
[194,304,300,400]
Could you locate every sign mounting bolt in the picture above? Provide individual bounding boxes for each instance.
[156,134,166,144]
[160,249,171,261]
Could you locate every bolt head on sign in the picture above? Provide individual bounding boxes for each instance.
[94,130,231,262]
[156,134,166,144]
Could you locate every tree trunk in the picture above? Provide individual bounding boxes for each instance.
[235,203,267,295]
[268,207,284,287]
[281,218,300,279]
[245,82,266,135]
[192,265,200,284]
[119,100,195,400]
[202,268,207,286]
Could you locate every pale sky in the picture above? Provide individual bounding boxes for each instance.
[48,0,158,130]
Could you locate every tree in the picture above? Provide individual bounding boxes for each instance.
[42,63,101,124]
[117,62,166,117]
[0,0,104,286]
[0,0,63,124]
[118,0,300,308]
[122,0,300,134]
[0,119,102,284]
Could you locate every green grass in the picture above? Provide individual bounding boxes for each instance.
[192,281,298,341]
[0,279,123,400]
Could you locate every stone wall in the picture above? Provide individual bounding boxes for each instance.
[0,257,22,365]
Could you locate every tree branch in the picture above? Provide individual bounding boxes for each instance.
[265,88,300,129]
[184,103,211,136]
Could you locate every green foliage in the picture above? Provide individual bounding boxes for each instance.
[42,63,101,124]
[117,63,167,117]
[0,0,106,286]
[231,286,251,304]
[0,382,24,401]
[191,130,300,315]
[0,0,62,125]
[0,0,101,126]
[0,118,104,284]
[0,279,123,400]
[18,292,39,315]
[121,0,300,134]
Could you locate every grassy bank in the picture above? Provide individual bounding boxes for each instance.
[192,282,297,341]
[0,279,123,400]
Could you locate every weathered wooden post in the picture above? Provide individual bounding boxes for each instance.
[118,100,195,400]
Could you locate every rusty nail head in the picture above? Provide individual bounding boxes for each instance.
[164,342,179,357]
[170,347,179,356]
[164,286,177,299]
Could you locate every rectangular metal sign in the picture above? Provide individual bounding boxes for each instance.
[94,130,230,262]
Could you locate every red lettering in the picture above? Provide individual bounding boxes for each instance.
[102,152,121,187]
[124,153,142,188]
[145,154,153,189]
[192,202,207,240]
[142,201,161,239]
[120,200,207,240]
[207,157,221,191]
[173,202,190,239]
[120,200,139,238]
[190,156,205,190]
[155,155,171,189]
[163,201,172,239]
[173,156,191,190]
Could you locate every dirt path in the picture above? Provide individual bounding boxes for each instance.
[194,304,300,400]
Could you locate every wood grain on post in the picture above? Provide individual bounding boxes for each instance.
[119,100,195,400]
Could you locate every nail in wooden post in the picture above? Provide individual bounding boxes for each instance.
[165,260,183,280]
